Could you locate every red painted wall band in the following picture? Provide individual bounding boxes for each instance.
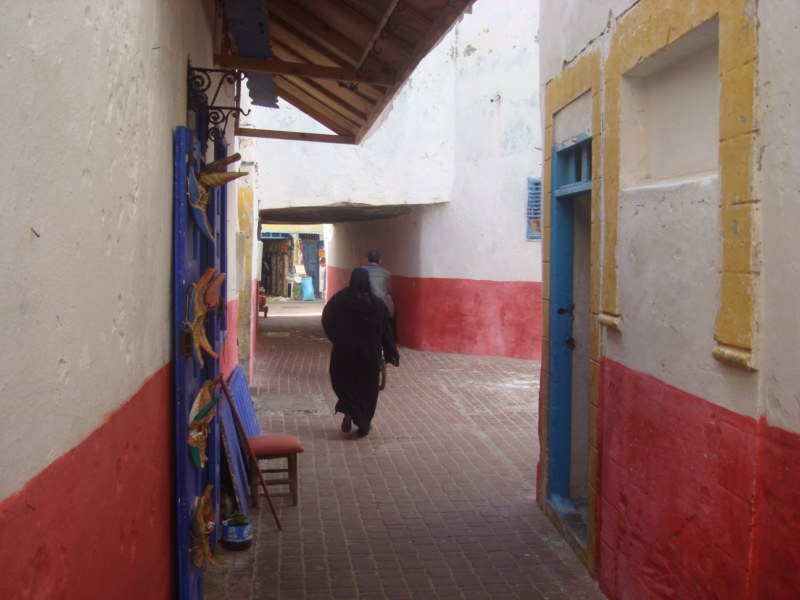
[750,419,800,599]
[0,365,174,600]
[219,296,239,381]
[597,358,800,600]
[326,265,349,300]
[250,279,258,382]
[327,266,542,359]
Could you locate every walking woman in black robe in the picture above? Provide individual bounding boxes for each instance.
[322,267,399,436]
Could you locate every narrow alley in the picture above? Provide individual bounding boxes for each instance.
[205,301,603,600]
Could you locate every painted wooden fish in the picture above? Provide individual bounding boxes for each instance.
[201,152,242,174]
[187,380,219,469]
[197,267,226,310]
[190,484,217,567]
[188,168,215,243]
[199,170,247,189]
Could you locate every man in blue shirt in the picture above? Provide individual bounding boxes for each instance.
[364,250,397,341]
[363,250,394,317]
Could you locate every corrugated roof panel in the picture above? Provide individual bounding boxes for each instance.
[224,0,279,108]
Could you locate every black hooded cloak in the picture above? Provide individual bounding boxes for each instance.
[322,267,399,432]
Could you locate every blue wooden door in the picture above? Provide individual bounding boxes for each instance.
[547,137,592,519]
[172,124,226,599]
[301,235,321,298]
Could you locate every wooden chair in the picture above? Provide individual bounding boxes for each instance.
[226,366,304,508]
[248,434,304,506]
[257,289,269,318]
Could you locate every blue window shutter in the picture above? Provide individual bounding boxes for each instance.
[527,177,542,240]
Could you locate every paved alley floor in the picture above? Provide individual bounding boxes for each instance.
[205,299,604,600]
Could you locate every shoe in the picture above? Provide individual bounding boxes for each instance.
[357,425,370,437]
[341,415,352,433]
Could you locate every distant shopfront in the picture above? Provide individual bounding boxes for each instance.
[260,225,325,299]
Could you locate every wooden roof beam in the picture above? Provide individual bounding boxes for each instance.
[268,0,363,66]
[356,0,401,69]
[271,39,383,108]
[273,84,360,135]
[268,15,393,89]
[276,76,367,128]
[355,0,473,144]
[268,18,342,68]
[302,0,413,65]
[235,127,355,145]
[394,2,434,29]
[215,53,395,87]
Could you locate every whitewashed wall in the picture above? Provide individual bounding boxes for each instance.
[428,0,542,281]
[541,0,800,427]
[0,0,219,500]
[539,0,636,85]
[603,28,760,416]
[607,175,759,416]
[241,40,457,208]
[758,0,800,433]
[251,0,542,283]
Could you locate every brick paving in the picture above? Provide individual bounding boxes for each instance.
[205,300,604,600]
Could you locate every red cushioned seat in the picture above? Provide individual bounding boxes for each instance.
[247,434,304,507]
[248,434,304,455]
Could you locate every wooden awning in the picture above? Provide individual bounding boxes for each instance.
[217,0,474,145]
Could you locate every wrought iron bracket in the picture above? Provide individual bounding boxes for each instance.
[188,66,251,142]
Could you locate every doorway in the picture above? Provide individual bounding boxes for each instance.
[300,233,322,298]
[547,138,592,547]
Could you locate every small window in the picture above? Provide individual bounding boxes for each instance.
[260,231,290,239]
[554,139,592,198]
[527,177,542,240]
